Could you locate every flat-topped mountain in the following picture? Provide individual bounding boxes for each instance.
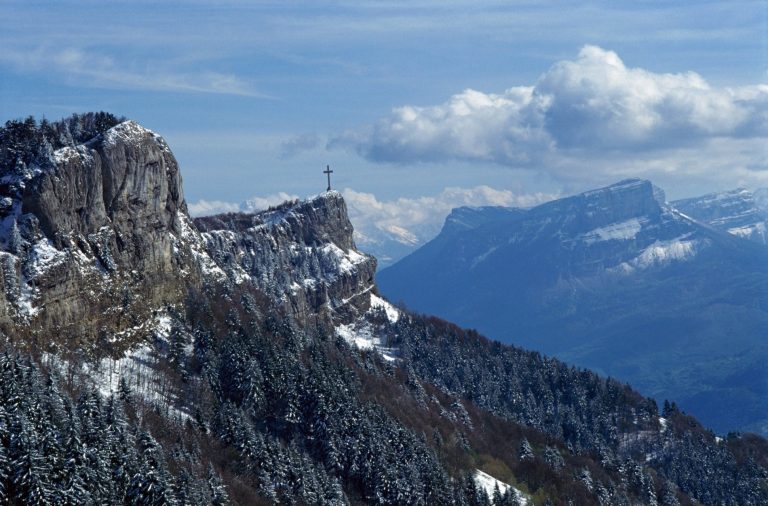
[379,179,768,435]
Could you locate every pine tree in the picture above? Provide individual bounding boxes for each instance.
[518,438,534,461]
[8,220,23,256]
[207,464,230,506]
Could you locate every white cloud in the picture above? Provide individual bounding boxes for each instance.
[188,192,301,217]
[331,45,768,186]
[187,200,241,217]
[242,192,301,211]
[342,186,556,252]
[188,186,555,265]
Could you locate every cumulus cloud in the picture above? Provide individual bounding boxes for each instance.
[330,45,768,185]
[187,192,300,217]
[330,87,551,166]
[187,200,242,217]
[242,192,301,211]
[190,186,555,265]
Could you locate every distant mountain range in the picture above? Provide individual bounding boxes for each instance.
[672,188,768,245]
[378,179,768,435]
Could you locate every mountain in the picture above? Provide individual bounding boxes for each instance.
[352,205,524,269]
[378,179,768,436]
[672,188,768,245]
[1,115,767,505]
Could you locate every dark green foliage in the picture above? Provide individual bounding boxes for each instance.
[0,353,226,505]
[385,313,768,505]
[0,112,123,179]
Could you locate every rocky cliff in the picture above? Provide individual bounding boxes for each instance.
[195,192,377,324]
[0,119,373,350]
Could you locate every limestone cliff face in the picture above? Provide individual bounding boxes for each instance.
[195,192,377,325]
[0,119,374,347]
[0,121,199,346]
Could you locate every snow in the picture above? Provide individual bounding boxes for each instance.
[178,212,230,282]
[339,284,374,306]
[336,322,399,362]
[53,146,80,165]
[612,235,700,273]
[102,120,152,148]
[26,239,68,279]
[381,224,420,245]
[470,246,498,269]
[44,313,191,422]
[728,222,766,238]
[321,243,368,275]
[16,280,39,317]
[659,417,668,433]
[370,293,399,323]
[582,218,644,244]
[634,237,698,267]
[473,470,529,504]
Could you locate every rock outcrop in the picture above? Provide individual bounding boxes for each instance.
[0,119,374,348]
[0,122,195,346]
[195,192,377,325]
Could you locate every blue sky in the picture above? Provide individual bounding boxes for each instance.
[1,1,766,245]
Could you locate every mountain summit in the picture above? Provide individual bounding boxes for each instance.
[378,179,768,435]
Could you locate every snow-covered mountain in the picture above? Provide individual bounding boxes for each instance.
[673,188,768,245]
[1,115,767,505]
[378,179,768,435]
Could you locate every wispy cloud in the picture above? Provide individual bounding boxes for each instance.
[0,47,268,97]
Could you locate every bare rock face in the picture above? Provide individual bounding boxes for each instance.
[0,121,199,347]
[195,192,378,325]
[0,118,376,348]
[24,121,186,269]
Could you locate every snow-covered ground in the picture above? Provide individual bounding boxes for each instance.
[42,313,191,422]
[611,235,700,274]
[582,217,645,244]
[336,292,401,362]
[473,470,529,504]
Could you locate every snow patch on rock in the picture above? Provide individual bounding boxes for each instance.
[611,236,700,273]
[582,218,645,244]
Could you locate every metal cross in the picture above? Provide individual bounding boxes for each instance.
[324,165,333,191]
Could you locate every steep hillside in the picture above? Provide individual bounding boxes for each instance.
[378,179,768,435]
[0,115,766,505]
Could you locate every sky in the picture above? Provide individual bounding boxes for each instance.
[1,1,766,252]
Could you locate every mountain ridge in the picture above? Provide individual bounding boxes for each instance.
[378,178,768,435]
[0,113,766,505]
